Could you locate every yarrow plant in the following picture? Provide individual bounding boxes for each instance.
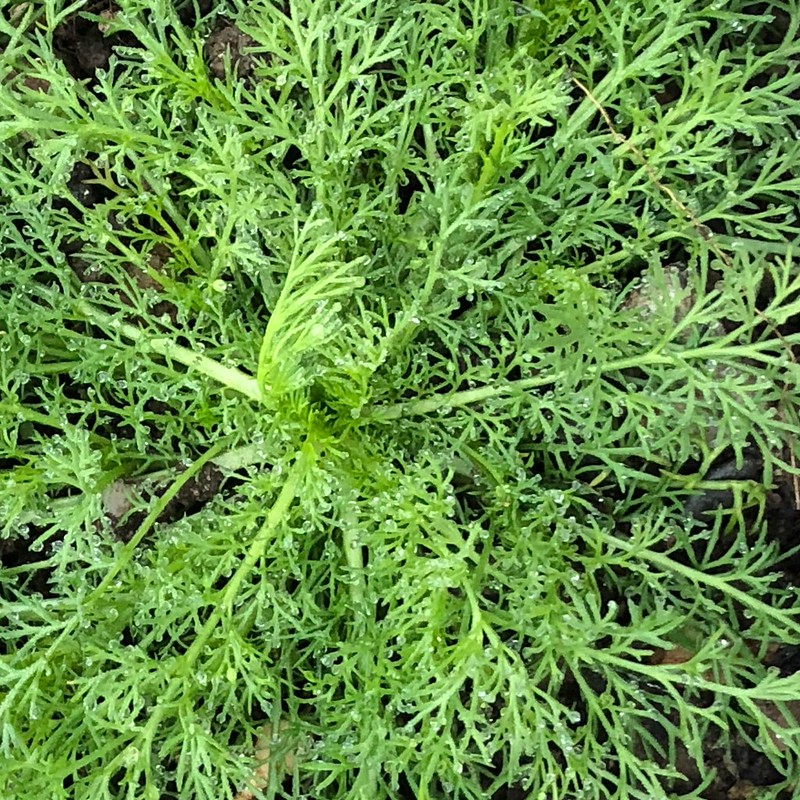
[2,0,800,798]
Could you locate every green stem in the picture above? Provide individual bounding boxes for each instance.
[180,441,313,671]
[88,439,227,602]
[366,350,673,421]
[12,444,265,531]
[367,373,561,422]
[471,120,511,206]
[367,333,791,422]
[600,531,800,638]
[76,300,262,403]
[590,649,800,702]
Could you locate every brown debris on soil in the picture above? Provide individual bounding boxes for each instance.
[1,60,51,94]
[234,721,295,800]
[103,461,224,541]
[204,23,262,81]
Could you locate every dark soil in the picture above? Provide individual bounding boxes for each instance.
[102,460,225,540]
[203,22,262,81]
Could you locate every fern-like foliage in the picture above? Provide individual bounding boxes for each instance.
[2,1,800,799]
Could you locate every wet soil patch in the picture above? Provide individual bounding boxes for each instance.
[52,0,139,81]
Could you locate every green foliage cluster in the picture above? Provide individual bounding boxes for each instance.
[2,0,800,798]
